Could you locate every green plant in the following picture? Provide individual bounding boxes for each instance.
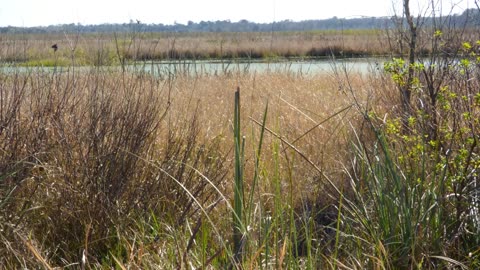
[232,87,245,264]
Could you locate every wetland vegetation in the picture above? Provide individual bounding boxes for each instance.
[1,3,480,269]
[1,30,387,66]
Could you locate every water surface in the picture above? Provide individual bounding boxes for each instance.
[1,58,384,76]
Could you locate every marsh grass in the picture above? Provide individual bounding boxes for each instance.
[0,31,389,65]
[1,28,479,269]
[0,56,362,267]
[3,29,478,66]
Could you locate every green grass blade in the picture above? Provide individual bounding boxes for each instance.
[233,87,244,263]
[247,101,268,225]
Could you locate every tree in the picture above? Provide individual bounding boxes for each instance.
[402,0,417,128]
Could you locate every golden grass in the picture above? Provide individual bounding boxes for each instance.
[0,31,388,65]
[2,25,479,268]
[165,71,369,196]
[0,65,371,267]
[4,28,478,65]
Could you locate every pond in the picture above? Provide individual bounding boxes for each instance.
[0,58,384,76]
[138,58,384,76]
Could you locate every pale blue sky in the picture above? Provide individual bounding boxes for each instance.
[0,0,476,27]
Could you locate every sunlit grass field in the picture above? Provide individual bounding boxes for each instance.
[1,30,389,66]
[1,27,479,269]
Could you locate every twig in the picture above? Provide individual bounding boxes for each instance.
[249,117,342,195]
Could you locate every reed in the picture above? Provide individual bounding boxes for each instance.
[0,28,479,268]
[0,30,390,65]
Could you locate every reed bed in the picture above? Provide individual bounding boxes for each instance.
[0,31,388,65]
[0,62,370,267]
[2,29,476,66]
[0,31,479,268]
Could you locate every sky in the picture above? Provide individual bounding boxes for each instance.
[0,0,477,27]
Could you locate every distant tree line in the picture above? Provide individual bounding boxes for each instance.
[1,9,479,34]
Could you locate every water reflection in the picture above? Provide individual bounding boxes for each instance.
[0,58,384,76]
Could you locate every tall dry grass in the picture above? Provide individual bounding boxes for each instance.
[0,31,387,65]
[0,60,370,267]
[3,29,477,66]
[1,27,479,268]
